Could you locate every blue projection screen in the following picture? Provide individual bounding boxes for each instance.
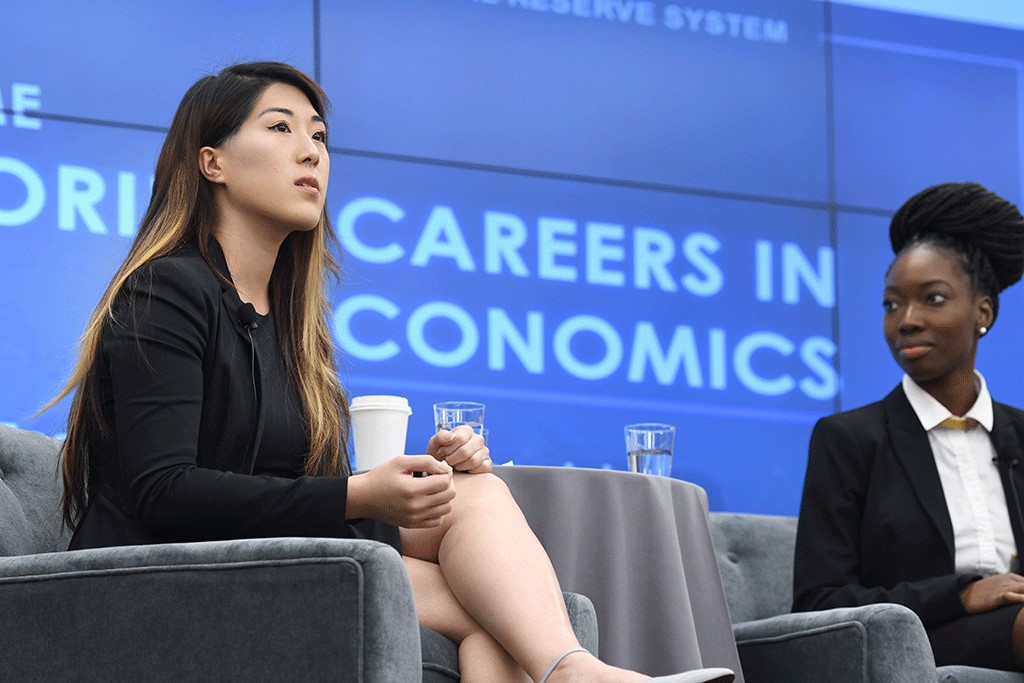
[2,1,1024,515]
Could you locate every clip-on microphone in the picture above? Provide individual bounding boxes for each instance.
[237,303,260,331]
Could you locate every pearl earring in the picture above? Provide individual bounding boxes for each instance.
[979,326,989,336]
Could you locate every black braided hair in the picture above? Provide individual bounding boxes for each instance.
[889,182,1024,327]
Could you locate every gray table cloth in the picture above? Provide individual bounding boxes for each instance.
[494,465,744,681]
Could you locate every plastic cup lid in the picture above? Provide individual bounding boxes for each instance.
[350,395,412,414]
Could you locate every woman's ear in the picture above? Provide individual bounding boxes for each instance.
[198,147,225,184]
[977,295,995,331]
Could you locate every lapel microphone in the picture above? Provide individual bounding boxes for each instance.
[237,303,260,331]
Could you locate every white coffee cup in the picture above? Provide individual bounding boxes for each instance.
[349,395,413,471]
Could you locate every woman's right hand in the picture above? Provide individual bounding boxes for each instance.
[960,573,1024,613]
[347,455,455,528]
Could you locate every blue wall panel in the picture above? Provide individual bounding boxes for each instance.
[3,1,1024,514]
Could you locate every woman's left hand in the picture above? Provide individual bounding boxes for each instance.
[428,425,492,474]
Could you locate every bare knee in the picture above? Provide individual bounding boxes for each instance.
[401,475,515,562]
[452,472,513,508]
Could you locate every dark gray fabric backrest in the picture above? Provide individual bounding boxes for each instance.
[0,424,70,556]
[708,512,797,624]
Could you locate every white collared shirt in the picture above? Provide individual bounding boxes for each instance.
[902,372,1016,575]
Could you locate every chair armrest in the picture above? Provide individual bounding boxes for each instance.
[732,604,936,683]
[0,537,420,683]
[937,666,1024,683]
[564,591,599,655]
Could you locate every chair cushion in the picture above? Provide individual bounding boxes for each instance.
[421,626,461,682]
[709,512,797,623]
[0,424,69,556]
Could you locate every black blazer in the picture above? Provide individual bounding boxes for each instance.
[793,384,1024,627]
[70,240,353,550]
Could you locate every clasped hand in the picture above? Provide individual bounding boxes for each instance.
[427,425,492,474]
[960,572,1024,613]
[351,426,491,529]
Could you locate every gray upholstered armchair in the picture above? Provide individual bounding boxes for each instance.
[0,424,597,681]
[708,512,1024,683]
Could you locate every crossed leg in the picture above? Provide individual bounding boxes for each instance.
[400,472,648,683]
[404,555,530,681]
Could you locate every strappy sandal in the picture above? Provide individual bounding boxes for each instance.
[537,647,734,683]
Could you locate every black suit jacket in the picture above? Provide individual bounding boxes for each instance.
[793,384,1024,627]
[70,240,353,550]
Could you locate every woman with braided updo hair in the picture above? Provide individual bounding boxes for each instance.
[793,182,1024,669]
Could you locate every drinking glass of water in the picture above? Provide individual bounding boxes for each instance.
[433,401,485,435]
[624,423,675,477]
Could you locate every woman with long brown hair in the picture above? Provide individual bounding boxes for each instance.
[52,61,732,683]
